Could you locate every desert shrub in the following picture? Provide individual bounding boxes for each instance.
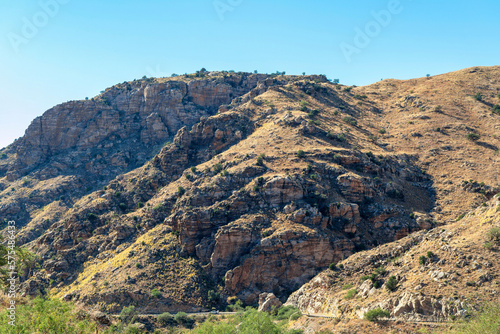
[190,166,197,173]
[213,163,223,174]
[419,255,427,266]
[208,290,221,304]
[342,116,357,126]
[157,312,174,326]
[296,150,305,158]
[185,173,192,180]
[123,324,143,334]
[153,204,165,211]
[0,153,7,159]
[119,305,137,324]
[427,251,434,258]
[434,105,443,112]
[87,213,98,221]
[226,299,244,312]
[274,305,302,321]
[256,153,266,166]
[487,227,500,243]
[484,242,494,250]
[119,203,128,211]
[345,289,358,299]
[174,312,191,326]
[467,133,480,141]
[385,276,398,292]
[378,128,386,134]
[177,186,185,196]
[151,288,161,298]
[492,105,500,114]
[342,283,354,290]
[363,308,390,322]
[473,92,483,101]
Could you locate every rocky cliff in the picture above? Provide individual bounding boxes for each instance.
[286,196,500,322]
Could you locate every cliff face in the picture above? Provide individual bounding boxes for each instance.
[1,67,499,315]
[285,196,500,322]
[0,73,266,233]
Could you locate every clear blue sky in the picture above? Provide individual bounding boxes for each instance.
[1,0,499,149]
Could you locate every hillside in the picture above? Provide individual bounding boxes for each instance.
[0,67,499,328]
[286,195,500,324]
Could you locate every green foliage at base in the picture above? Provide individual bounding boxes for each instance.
[0,296,96,334]
[191,307,302,333]
[363,307,390,322]
[444,303,500,334]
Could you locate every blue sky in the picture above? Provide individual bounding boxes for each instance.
[1,0,499,148]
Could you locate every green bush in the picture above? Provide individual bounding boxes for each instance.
[123,324,143,334]
[487,227,500,243]
[492,105,500,114]
[151,288,161,298]
[157,312,174,326]
[274,305,302,321]
[119,305,137,324]
[467,133,480,141]
[345,289,358,299]
[419,255,427,266]
[256,153,266,166]
[342,116,357,126]
[0,153,7,159]
[296,150,305,158]
[363,307,390,322]
[208,290,221,304]
[178,186,186,196]
[342,283,354,290]
[190,166,197,173]
[473,92,483,101]
[174,312,191,325]
[213,163,223,174]
[427,251,434,258]
[385,276,398,292]
[153,204,165,211]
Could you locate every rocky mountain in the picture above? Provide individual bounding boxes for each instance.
[286,195,500,323]
[1,67,499,324]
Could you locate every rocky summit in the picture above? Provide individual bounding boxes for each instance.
[1,67,500,331]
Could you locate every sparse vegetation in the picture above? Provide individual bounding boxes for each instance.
[363,308,390,322]
[467,133,480,141]
[151,288,161,298]
[487,227,500,243]
[385,275,398,292]
[213,162,223,174]
[342,116,357,126]
[345,289,358,299]
[296,150,306,158]
[256,153,266,166]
